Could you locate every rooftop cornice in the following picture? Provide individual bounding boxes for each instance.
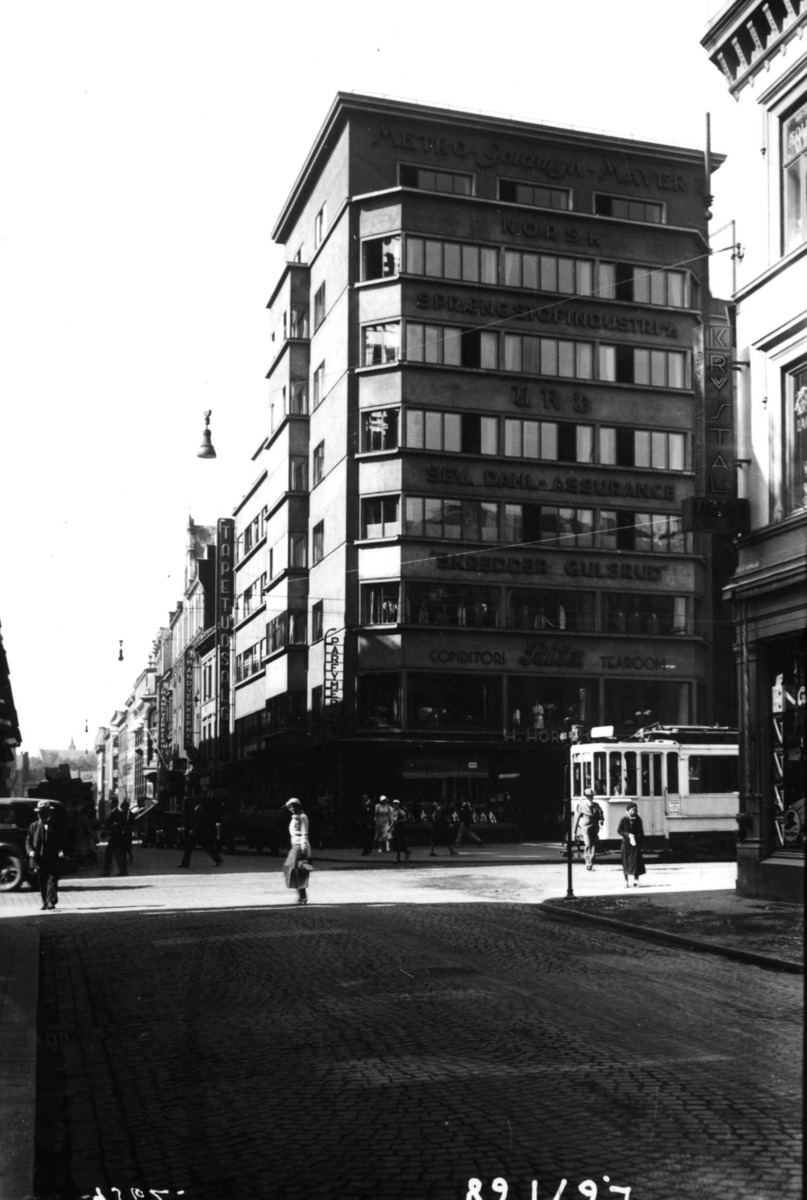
[272,91,715,245]
[702,0,807,99]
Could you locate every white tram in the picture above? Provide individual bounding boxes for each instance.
[570,724,740,854]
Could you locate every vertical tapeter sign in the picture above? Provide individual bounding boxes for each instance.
[216,519,235,741]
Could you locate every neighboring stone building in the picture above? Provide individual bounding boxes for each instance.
[231,92,736,836]
[0,619,22,797]
[703,0,807,901]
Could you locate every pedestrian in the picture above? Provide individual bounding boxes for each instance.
[178,799,224,868]
[283,798,312,905]
[374,795,394,853]
[455,798,482,849]
[102,800,129,876]
[573,787,604,870]
[429,799,459,857]
[390,800,411,863]
[120,799,135,865]
[360,792,375,856]
[618,801,646,887]
[25,800,68,910]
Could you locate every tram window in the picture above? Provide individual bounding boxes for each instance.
[593,752,607,794]
[583,761,593,792]
[667,752,679,792]
[624,751,637,794]
[640,754,649,796]
[573,761,582,796]
[688,755,739,793]
[640,752,663,796]
[609,751,623,794]
[653,754,663,796]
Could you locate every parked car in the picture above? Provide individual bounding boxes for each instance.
[0,799,80,892]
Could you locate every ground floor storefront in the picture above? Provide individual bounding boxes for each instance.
[727,516,806,902]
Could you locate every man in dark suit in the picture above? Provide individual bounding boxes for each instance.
[25,800,68,910]
[178,799,224,868]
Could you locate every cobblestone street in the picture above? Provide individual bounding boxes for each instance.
[16,853,803,1200]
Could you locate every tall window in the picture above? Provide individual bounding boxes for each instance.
[314,203,327,249]
[313,283,326,330]
[313,440,325,486]
[313,362,325,409]
[594,194,664,223]
[361,496,400,539]
[399,164,472,195]
[504,419,592,463]
[290,534,307,568]
[600,427,686,470]
[784,365,807,515]
[406,237,497,284]
[598,263,689,307]
[405,497,498,541]
[499,179,570,210]
[363,323,400,366]
[406,409,497,454]
[504,334,593,380]
[504,251,593,295]
[363,235,401,280]
[783,101,807,254]
[361,583,400,624]
[289,305,308,339]
[602,593,688,635]
[289,381,308,414]
[290,456,308,491]
[362,409,399,452]
[312,601,324,642]
[599,345,688,389]
[406,324,498,369]
[312,521,324,564]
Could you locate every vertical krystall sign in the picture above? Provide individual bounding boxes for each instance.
[216,519,235,740]
[704,319,735,497]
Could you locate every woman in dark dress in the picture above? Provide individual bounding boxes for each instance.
[617,802,646,887]
[390,800,411,863]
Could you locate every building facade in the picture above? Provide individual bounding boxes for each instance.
[228,93,736,836]
[703,0,806,901]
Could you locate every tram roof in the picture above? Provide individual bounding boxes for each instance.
[580,723,738,746]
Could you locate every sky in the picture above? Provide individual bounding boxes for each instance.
[0,0,752,752]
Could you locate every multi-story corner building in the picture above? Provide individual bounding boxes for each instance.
[237,93,733,835]
[703,1,806,901]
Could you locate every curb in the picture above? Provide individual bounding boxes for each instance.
[539,900,804,974]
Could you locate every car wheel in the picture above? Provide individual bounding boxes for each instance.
[0,851,25,892]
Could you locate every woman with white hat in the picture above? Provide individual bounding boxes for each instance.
[283,799,312,905]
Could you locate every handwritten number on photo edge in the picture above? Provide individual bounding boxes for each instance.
[492,1181,508,1198]
[579,1183,597,1200]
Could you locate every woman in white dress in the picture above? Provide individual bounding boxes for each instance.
[283,798,311,905]
[374,795,394,853]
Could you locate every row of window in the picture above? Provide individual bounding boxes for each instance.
[390,409,687,470]
[396,496,688,552]
[243,498,688,594]
[357,673,689,731]
[398,166,666,223]
[366,233,693,307]
[236,583,691,676]
[363,321,690,389]
[360,582,690,636]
